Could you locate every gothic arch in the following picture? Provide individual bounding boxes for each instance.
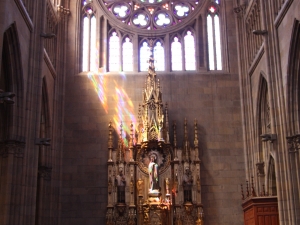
[1,22,25,141]
[252,73,270,186]
[266,155,277,196]
[41,78,51,136]
[255,74,269,152]
[287,19,300,135]
[286,19,300,224]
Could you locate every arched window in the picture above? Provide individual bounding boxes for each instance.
[268,156,277,196]
[207,4,222,70]
[140,41,150,72]
[171,37,182,71]
[109,32,120,72]
[154,41,165,71]
[82,0,227,73]
[82,5,97,72]
[122,37,133,71]
[184,31,196,70]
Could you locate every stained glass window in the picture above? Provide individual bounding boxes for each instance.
[90,16,97,72]
[154,42,165,71]
[184,31,196,70]
[207,5,222,70]
[154,13,171,27]
[122,38,133,71]
[82,6,97,72]
[109,32,120,72]
[174,3,190,17]
[207,14,215,70]
[113,5,129,18]
[102,0,199,30]
[214,15,222,70]
[140,42,150,71]
[171,37,182,71]
[82,16,89,72]
[133,13,149,27]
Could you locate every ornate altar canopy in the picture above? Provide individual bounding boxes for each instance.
[106,42,204,225]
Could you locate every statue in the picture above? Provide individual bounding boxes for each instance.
[137,178,144,197]
[182,167,193,202]
[148,154,159,192]
[196,218,203,225]
[165,178,170,195]
[115,168,126,203]
[197,175,201,193]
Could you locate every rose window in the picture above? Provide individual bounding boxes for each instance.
[102,0,200,30]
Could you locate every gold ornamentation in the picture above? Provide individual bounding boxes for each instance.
[136,146,171,175]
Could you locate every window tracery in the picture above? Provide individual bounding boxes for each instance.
[140,41,151,71]
[207,3,222,70]
[102,0,199,30]
[184,31,196,70]
[153,41,165,71]
[122,37,134,71]
[81,3,97,72]
[79,0,226,73]
[171,37,183,71]
[109,31,120,72]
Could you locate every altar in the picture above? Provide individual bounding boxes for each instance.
[106,42,204,225]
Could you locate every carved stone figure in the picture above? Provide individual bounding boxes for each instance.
[197,175,201,194]
[182,167,193,202]
[148,154,159,192]
[115,168,126,203]
[108,176,112,194]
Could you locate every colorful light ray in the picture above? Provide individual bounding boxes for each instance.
[87,72,136,146]
[113,80,136,147]
[88,71,108,113]
[87,39,136,147]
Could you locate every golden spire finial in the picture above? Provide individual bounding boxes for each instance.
[120,122,123,139]
[108,121,113,161]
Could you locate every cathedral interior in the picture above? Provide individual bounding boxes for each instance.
[0,0,299,224]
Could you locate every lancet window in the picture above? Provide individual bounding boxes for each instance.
[79,0,227,73]
[140,41,151,72]
[207,2,222,70]
[184,30,196,70]
[122,37,134,71]
[171,37,183,71]
[153,41,165,71]
[81,3,97,72]
[109,31,120,72]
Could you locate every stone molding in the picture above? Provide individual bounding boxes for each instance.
[38,165,52,180]
[0,140,25,158]
[286,134,300,153]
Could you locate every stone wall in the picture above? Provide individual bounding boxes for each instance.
[62,72,244,225]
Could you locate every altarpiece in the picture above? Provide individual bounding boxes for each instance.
[106,43,204,225]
